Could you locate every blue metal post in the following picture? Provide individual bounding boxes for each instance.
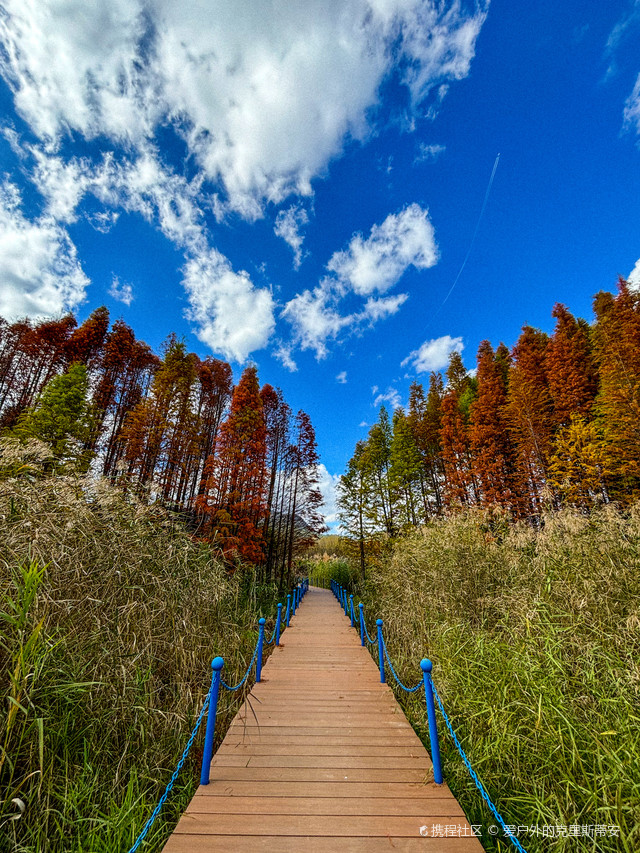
[275,602,283,646]
[343,589,348,617]
[349,594,354,627]
[421,659,443,784]
[256,618,266,682]
[376,619,385,683]
[359,603,365,646]
[286,594,291,627]
[200,656,224,785]
[292,587,297,617]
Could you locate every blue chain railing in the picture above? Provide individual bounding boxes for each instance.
[330,578,528,853]
[220,641,259,691]
[126,577,308,852]
[127,689,211,853]
[432,682,528,853]
[381,635,422,693]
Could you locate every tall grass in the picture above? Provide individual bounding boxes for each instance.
[0,440,279,852]
[355,506,639,852]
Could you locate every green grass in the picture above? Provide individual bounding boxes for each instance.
[0,441,281,852]
[351,506,640,852]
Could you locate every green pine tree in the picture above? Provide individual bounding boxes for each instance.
[389,409,422,529]
[13,363,94,472]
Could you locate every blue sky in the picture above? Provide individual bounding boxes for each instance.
[0,0,639,523]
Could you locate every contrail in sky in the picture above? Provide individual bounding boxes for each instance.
[438,152,501,310]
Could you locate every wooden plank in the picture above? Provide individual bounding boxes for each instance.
[221,734,422,746]
[205,767,433,782]
[192,781,457,799]
[216,744,425,756]
[163,836,484,853]
[226,723,414,735]
[182,795,464,816]
[171,813,476,836]
[211,755,429,769]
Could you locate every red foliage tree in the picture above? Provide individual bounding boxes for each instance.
[469,341,522,514]
[63,306,110,372]
[546,303,598,427]
[440,352,477,508]
[93,320,159,475]
[197,366,268,564]
[505,326,555,515]
[591,279,640,499]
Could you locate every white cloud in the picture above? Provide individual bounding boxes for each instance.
[0,0,154,147]
[0,0,487,216]
[182,248,275,363]
[605,3,640,133]
[0,179,88,319]
[414,142,446,163]
[273,341,298,372]
[109,276,134,306]
[281,284,351,358]
[274,204,309,269]
[88,210,120,233]
[628,257,640,289]
[284,204,437,357]
[1,125,26,159]
[360,293,409,323]
[316,463,340,525]
[31,150,91,223]
[624,73,640,135]
[327,204,438,296]
[336,371,347,384]
[91,150,205,250]
[605,3,640,79]
[373,386,402,409]
[402,334,464,373]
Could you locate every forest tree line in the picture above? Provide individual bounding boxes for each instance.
[338,279,640,574]
[0,307,325,584]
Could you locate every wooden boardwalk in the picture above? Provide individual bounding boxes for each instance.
[163,586,484,852]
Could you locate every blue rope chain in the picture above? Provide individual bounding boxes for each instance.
[431,681,528,853]
[381,636,422,693]
[362,618,376,646]
[221,641,259,692]
[127,690,211,853]
[265,622,278,645]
